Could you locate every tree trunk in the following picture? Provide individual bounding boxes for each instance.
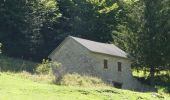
[150,65,155,86]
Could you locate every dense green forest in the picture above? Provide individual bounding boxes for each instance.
[0,0,170,85]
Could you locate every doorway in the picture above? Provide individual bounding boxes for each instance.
[112,81,122,89]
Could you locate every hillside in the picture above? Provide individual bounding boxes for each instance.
[0,72,169,100]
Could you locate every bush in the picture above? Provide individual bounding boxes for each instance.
[36,59,62,75]
[60,73,107,87]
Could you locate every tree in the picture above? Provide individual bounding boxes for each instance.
[0,43,2,54]
[121,0,170,86]
[0,0,28,57]
[57,0,120,42]
[23,0,61,60]
[139,0,170,86]
[112,0,144,55]
[0,0,60,61]
[113,0,170,86]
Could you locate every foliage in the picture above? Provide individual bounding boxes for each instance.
[111,0,170,85]
[36,59,62,75]
[57,0,119,42]
[60,73,107,87]
[0,0,60,61]
[134,0,170,85]
[0,55,36,72]
[0,0,134,61]
[0,43,2,54]
[133,69,170,93]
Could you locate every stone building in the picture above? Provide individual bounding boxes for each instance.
[49,36,143,90]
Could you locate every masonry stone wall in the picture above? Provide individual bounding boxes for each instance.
[50,38,143,90]
[89,53,135,89]
[50,38,97,75]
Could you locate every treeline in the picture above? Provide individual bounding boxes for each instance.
[0,0,140,61]
[0,0,170,85]
[0,0,127,61]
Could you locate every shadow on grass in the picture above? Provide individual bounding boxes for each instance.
[77,89,120,95]
[155,74,170,93]
[96,89,120,94]
[77,90,90,95]
[135,74,170,93]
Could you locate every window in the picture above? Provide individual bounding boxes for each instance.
[104,59,108,69]
[118,62,122,72]
[112,82,122,89]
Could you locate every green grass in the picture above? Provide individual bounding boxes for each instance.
[0,56,170,99]
[0,72,170,100]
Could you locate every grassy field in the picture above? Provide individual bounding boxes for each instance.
[0,56,170,100]
[0,72,170,100]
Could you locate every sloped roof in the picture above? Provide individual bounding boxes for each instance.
[70,36,129,59]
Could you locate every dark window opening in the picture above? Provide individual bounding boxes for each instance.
[104,59,108,69]
[113,82,122,89]
[118,62,122,72]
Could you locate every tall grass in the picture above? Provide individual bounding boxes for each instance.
[2,71,55,84]
[6,71,108,88]
[0,55,37,72]
[60,73,108,87]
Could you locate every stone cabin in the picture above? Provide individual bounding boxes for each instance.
[49,36,143,90]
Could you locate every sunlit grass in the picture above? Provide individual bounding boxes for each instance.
[0,72,170,100]
[133,69,170,77]
[0,55,170,100]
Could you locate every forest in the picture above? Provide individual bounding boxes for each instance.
[0,0,170,86]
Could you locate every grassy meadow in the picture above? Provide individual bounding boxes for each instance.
[0,56,170,100]
[0,72,170,100]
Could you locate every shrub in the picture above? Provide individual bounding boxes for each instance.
[60,73,107,87]
[36,59,62,75]
[36,59,50,74]
[51,62,65,83]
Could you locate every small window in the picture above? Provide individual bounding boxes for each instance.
[118,62,122,72]
[104,59,108,69]
[113,82,122,89]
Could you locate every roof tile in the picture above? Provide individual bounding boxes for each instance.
[70,36,129,58]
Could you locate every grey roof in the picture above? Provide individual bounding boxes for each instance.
[70,36,129,59]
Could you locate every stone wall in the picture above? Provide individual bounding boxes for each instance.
[50,37,144,90]
[50,38,97,75]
